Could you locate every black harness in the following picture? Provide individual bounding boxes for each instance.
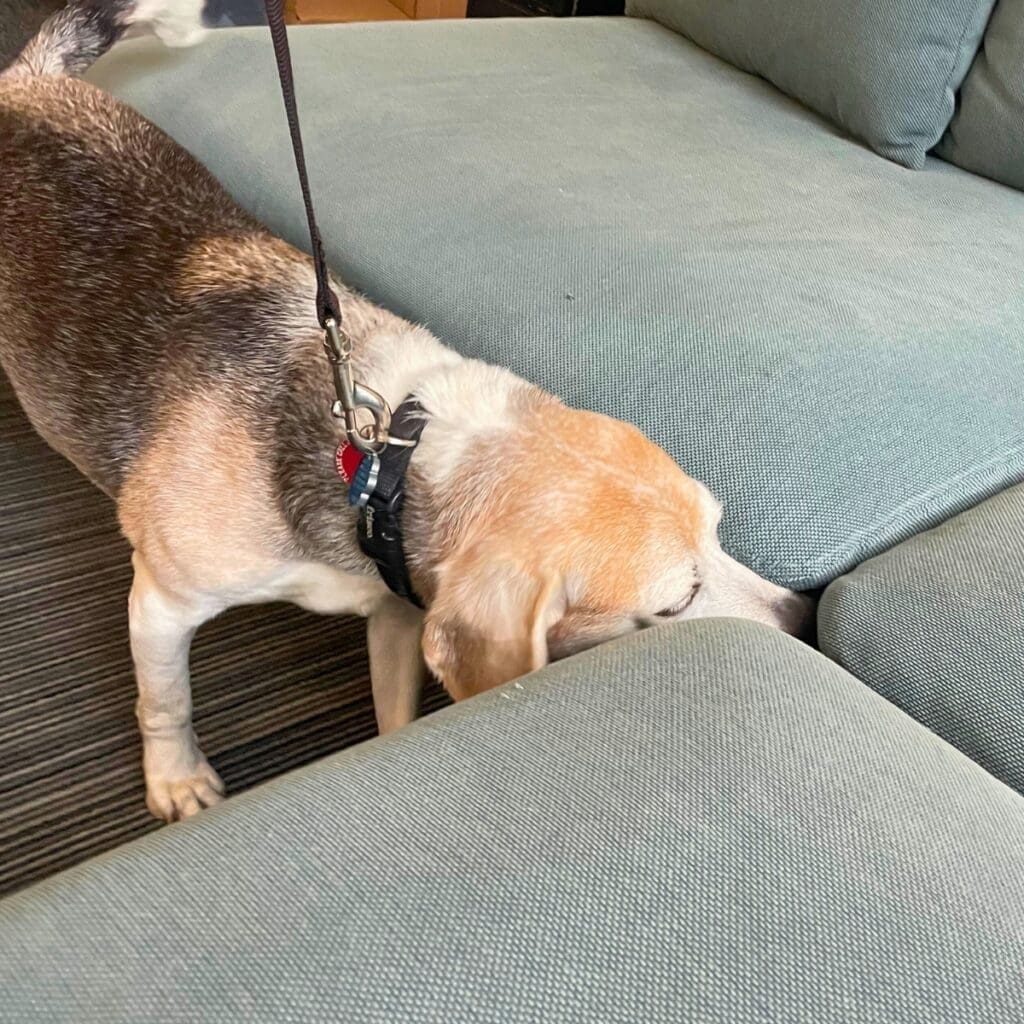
[263,0,424,606]
[350,399,426,607]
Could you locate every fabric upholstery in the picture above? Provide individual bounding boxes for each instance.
[624,0,996,169]
[2,620,1024,1022]
[820,484,1024,794]
[89,20,1024,590]
[936,0,1024,190]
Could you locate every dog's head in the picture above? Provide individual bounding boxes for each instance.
[408,371,811,701]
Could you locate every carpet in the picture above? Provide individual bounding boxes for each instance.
[0,372,444,896]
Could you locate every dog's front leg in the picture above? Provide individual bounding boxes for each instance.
[367,594,428,735]
[128,551,225,822]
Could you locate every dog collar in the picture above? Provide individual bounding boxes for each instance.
[336,398,426,607]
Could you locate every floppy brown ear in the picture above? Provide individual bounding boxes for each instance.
[422,553,566,701]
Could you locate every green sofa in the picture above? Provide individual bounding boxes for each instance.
[2,1,1024,1019]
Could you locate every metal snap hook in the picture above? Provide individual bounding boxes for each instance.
[323,319,391,454]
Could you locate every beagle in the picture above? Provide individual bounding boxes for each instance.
[0,0,810,822]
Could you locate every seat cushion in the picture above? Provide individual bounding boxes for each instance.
[89,19,1024,590]
[2,619,1024,1023]
[820,484,1024,794]
[624,0,996,170]
[936,0,1024,190]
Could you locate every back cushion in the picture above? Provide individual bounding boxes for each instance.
[935,0,1024,189]
[626,0,996,169]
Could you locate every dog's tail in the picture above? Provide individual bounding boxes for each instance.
[5,0,206,79]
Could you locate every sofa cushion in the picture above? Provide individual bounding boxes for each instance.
[820,484,1024,793]
[624,0,996,169]
[89,20,1024,590]
[2,620,1024,1023]
[936,0,1024,190]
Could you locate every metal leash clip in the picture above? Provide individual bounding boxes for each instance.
[323,318,390,455]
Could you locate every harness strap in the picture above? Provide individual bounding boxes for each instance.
[355,399,428,607]
[263,0,341,330]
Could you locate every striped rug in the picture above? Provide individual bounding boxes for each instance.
[0,372,445,897]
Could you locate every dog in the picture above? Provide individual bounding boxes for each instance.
[0,0,811,823]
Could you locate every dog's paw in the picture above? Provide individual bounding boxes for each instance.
[145,759,225,823]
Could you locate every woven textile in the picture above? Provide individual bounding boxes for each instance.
[936,0,1024,190]
[2,620,1023,1022]
[625,0,995,168]
[90,20,1024,590]
[821,484,1024,794]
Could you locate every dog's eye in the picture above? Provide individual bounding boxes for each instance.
[655,582,701,618]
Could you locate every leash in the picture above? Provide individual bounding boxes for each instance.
[263,0,391,456]
[262,2,425,604]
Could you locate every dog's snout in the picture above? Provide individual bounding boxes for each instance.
[697,547,817,639]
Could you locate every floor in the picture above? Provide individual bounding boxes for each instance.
[0,372,446,896]
[289,0,470,25]
[291,0,413,22]
[1,0,460,898]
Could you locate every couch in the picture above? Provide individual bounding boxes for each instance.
[1,2,1023,1019]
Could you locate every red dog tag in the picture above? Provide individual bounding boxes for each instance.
[336,442,364,485]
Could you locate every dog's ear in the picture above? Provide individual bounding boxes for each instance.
[422,551,567,700]
[545,608,641,662]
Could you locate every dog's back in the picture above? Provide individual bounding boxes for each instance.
[0,0,311,494]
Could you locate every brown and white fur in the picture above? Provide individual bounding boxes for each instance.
[0,1,810,823]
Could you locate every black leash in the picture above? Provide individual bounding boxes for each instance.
[263,0,391,455]
[263,0,340,329]
[262,4,425,605]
